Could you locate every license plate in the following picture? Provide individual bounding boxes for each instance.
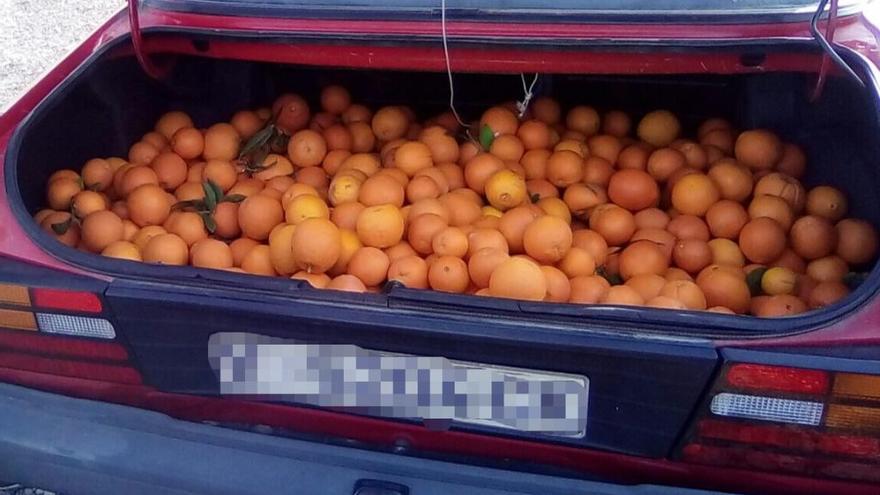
[208,332,588,437]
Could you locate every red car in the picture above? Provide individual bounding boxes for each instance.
[0,1,879,494]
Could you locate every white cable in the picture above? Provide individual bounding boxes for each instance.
[441,0,469,128]
[516,73,539,119]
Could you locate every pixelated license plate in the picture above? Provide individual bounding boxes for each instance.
[208,332,588,437]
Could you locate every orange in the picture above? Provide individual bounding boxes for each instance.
[517,120,551,150]
[81,210,124,253]
[546,150,583,188]
[155,111,193,140]
[342,104,372,125]
[291,271,332,289]
[359,174,405,207]
[735,129,782,170]
[523,216,572,264]
[127,184,171,227]
[131,225,167,251]
[566,106,600,136]
[739,217,787,264]
[40,211,80,247]
[618,144,650,171]
[170,127,205,160]
[696,265,751,314]
[165,211,208,247]
[468,248,510,288]
[631,228,676,261]
[253,154,295,182]
[175,181,206,202]
[432,226,469,258]
[120,166,160,198]
[239,194,284,241]
[537,197,571,224]
[672,140,708,170]
[464,153,505,194]
[201,160,238,192]
[241,244,277,276]
[347,247,391,286]
[754,172,806,213]
[387,255,429,289]
[322,124,353,150]
[102,240,142,262]
[186,162,206,184]
[748,195,794,231]
[406,176,442,203]
[150,152,188,190]
[322,149,352,176]
[608,169,659,211]
[761,267,797,296]
[111,201,130,220]
[554,139,588,157]
[588,134,622,164]
[371,106,409,141]
[558,247,596,278]
[348,122,376,153]
[128,141,160,166]
[521,149,550,180]
[667,214,710,241]
[646,148,686,182]
[191,238,234,269]
[489,134,525,162]
[338,153,381,177]
[589,204,636,246]
[405,213,447,255]
[81,158,114,192]
[541,265,572,303]
[329,229,362,275]
[527,179,558,201]
[659,280,707,310]
[562,183,606,218]
[634,208,670,230]
[671,173,719,216]
[292,218,341,274]
[790,215,836,260]
[283,129,326,168]
[601,285,645,306]
[419,127,459,163]
[212,201,240,239]
[569,275,611,304]
[142,233,189,265]
[331,201,366,231]
[753,294,807,317]
[229,237,259,267]
[836,218,879,265]
[357,204,405,248]
[806,255,848,283]
[673,239,712,274]
[705,200,748,239]
[428,255,470,293]
[327,274,367,292]
[619,240,669,280]
[311,112,337,132]
[230,110,264,140]
[808,281,850,309]
[71,190,107,219]
[708,238,746,267]
[489,257,547,301]
[203,123,240,161]
[637,110,680,147]
[267,224,298,275]
[499,205,542,254]
[480,107,519,136]
[442,190,483,227]
[806,186,848,222]
[771,248,806,274]
[485,169,527,211]
[625,274,667,301]
[273,93,311,133]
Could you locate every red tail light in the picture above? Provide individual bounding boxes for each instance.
[0,283,141,384]
[680,362,880,484]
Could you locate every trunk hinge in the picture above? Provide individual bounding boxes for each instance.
[810,0,865,101]
[128,0,169,80]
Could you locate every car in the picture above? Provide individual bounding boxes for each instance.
[0,0,879,493]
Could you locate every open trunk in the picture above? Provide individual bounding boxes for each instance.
[4,30,880,464]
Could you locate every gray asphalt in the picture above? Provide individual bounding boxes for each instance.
[0,0,123,108]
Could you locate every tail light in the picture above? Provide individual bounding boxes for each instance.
[0,283,141,384]
[679,361,880,484]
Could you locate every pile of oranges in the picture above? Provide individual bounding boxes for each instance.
[35,84,879,317]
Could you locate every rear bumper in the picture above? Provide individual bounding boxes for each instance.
[0,383,731,495]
